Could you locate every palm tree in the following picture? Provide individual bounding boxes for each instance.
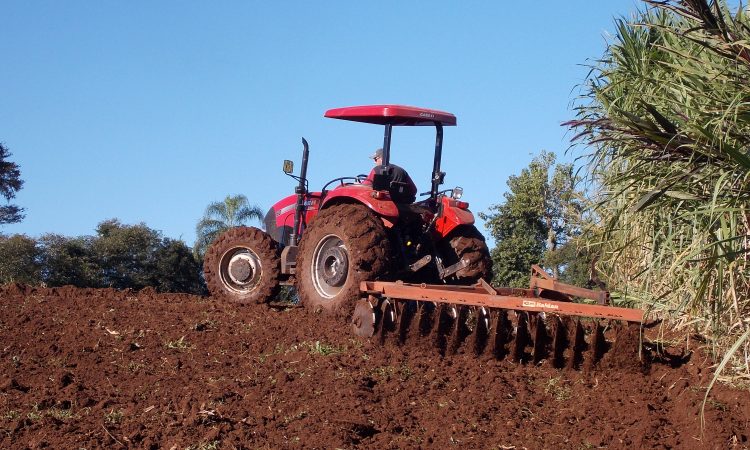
[194,194,264,259]
[568,0,749,379]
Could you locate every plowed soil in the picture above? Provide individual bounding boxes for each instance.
[1,285,748,449]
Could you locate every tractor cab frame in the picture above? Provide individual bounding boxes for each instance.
[324,105,457,200]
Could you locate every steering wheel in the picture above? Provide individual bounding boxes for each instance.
[355,174,368,183]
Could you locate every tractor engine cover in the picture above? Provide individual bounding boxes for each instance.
[264,193,322,246]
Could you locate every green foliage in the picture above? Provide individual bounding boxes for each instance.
[0,143,24,225]
[164,336,192,350]
[154,238,206,294]
[308,340,343,356]
[104,409,124,424]
[480,151,588,287]
[194,194,264,260]
[0,234,41,284]
[93,219,163,289]
[0,220,205,294]
[568,1,750,377]
[92,219,204,293]
[39,234,99,287]
[276,286,299,304]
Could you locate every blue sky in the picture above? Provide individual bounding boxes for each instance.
[1,1,640,246]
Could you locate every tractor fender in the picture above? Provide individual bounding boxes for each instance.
[433,198,475,239]
[320,185,400,220]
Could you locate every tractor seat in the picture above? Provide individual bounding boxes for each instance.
[389,180,416,204]
[396,203,433,225]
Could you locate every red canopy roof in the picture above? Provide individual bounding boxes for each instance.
[324,105,456,126]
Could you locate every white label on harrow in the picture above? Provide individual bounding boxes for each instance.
[522,300,560,310]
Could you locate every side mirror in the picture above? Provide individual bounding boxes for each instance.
[283,160,294,174]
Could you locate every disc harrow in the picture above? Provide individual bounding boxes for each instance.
[352,266,645,369]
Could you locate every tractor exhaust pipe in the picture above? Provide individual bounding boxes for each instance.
[430,123,444,199]
[290,138,310,247]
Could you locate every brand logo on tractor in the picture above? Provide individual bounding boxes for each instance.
[419,112,435,119]
[275,200,318,217]
[276,204,296,217]
[522,300,559,310]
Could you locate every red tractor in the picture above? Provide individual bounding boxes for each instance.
[203,105,492,313]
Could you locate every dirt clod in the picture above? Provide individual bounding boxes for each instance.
[1,286,748,449]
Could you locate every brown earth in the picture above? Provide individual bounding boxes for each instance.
[0,284,748,449]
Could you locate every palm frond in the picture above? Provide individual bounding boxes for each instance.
[569,0,750,381]
[194,194,265,258]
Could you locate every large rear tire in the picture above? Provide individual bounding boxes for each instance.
[296,204,392,316]
[437,224,493,284]
[203,226,281,304]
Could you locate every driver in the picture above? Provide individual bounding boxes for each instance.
[363,148,417,203]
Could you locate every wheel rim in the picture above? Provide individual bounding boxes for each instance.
[310,234,349,299]
[219,247,263,294]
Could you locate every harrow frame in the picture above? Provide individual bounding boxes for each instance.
[359,268,643,324]
[353,266,645,367]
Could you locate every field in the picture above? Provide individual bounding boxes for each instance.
[1,284,749,449]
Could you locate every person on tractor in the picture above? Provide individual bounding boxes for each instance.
[363,148,417,204]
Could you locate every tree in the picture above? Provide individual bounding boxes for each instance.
[480,151,586,287]
[0,234,41,284]
[0,143,24,225]
[154,238,206,294]
[1,219,205,293]
[92,219,163,290]
[194,194,264,259]
[90,219,206,294]
[38,234,99,287]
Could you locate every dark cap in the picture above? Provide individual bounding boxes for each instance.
[370,148,383,160]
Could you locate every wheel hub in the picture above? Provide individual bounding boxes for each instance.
[320,246,348,286]
[229,257,253,283]
[221,250,262,292]
[311,234,349,299]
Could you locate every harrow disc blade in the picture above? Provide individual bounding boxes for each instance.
[352,298,376,338]
[549,316,571,369]
[490,309,512,360]
[378,299,397,343]
[466,306,491,356]
[448,306,471,355]
[511,311,531,363]
[414,302,435,338]
[531,313,550,364]
[396,300,417,345]
[432,303,456,355]
[588,320,608,368]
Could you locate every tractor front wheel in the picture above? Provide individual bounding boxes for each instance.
[296,204,392,316]
[204,226,281,304]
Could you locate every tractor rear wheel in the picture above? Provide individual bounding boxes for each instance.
[204,226,281,304]
[438,224,493,284]
[296,203,392,316]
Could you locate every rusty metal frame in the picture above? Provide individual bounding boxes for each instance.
[528,265,610,305]
[360,279,644,323]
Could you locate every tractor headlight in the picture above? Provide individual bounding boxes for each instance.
[452,186,463,200]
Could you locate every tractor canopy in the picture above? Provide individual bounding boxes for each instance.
[325,105,456,126]
[325,104,455,200]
